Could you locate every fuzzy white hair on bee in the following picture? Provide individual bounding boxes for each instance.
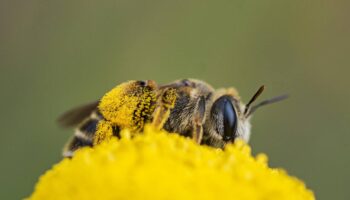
[202,84,288,148]
[240,85,288,142]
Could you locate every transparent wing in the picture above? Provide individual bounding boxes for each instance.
[57,101,99,127]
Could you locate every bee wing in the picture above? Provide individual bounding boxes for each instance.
[58,101,99,128]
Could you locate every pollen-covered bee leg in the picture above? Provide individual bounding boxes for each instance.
[151,88,177,130]
[93,120,118,145]
[192,96,206,144]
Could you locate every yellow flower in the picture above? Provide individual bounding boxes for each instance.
[28,126,314,200]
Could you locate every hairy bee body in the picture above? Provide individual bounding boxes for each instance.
[62,111,102,157]
[60,79,286,157]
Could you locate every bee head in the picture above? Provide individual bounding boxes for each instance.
[206,86,288,147]
[206,92,251,147]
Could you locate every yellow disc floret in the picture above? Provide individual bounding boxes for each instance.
[28,125,315,200]
[98,81,157,131]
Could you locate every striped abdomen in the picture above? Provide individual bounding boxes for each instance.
[63,111,120,157]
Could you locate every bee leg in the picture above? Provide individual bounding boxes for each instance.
[93,120,121,145]
[151,88,177,130]
[192,96,206,144]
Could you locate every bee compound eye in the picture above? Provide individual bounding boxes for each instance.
[212,96,237,142]
[222,99,237,141]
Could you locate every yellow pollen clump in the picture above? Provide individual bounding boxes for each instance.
[151,88,177,129]
[28,125,315,200]
[93,120,114,145]
[161,88,177,108]
[98,81,156,130]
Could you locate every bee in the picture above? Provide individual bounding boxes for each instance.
[59,79,287,157]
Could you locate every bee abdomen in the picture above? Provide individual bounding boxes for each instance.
[63,135,93,157]
[79,118,100,139]
[63,118,99,157]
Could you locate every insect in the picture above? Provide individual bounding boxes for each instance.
[59,79,287,157]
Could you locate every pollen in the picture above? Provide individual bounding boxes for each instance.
[28,125,314,200]
[93,120,114,145]
[161,88,177,108]
[98,81,157,131]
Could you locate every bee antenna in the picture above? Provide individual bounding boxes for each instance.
[246,94,289,116]
[244,85,265,115]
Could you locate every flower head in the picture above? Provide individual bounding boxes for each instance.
[28,125,314,200]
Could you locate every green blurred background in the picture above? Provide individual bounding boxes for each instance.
[1,0,349,199]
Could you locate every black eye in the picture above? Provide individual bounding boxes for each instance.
[211,96,237,142]
[222,99,237,141]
